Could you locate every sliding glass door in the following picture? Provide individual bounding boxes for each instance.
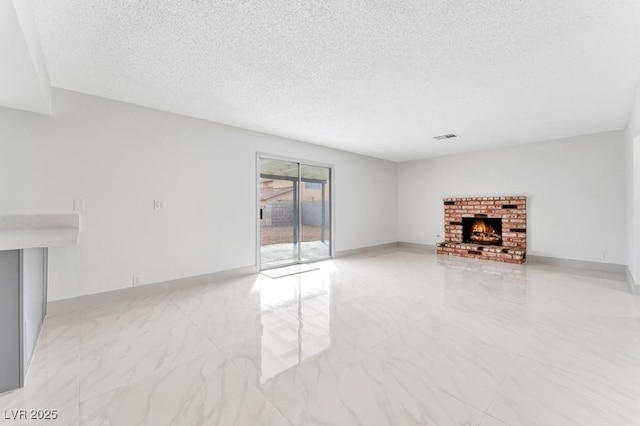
[259,159,299,269]
[300,164,331,262]
[258,156,332,270]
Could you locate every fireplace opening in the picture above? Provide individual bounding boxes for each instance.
[462,217,502,246]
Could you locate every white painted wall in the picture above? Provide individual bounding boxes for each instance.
[0,0,51,114]
[626,84,640,283]
[11,0,51,109]
[0,90,398,301]
[398,131,627,265]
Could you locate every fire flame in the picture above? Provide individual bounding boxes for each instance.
[472,221,495,234]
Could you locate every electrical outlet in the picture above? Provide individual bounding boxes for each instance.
[153,200,166,210]
[132,275,140,285]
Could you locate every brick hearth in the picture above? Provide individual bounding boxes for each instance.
[437,196,527,264]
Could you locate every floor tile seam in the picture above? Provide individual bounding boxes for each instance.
[75,295,187,321]
[510,336,565,367]
[228,335,304,392]
[77,379,136,409]
[507,351,640,397]
[263,365,367,426]
[217,356,302,425]
[477,413,490,426]
[191,290,264,314]
[331,283,387,305]
[536,288,582,312]
[24,331,83,423]
[78,306,189,340]
[479,412,509,426]
[439,301,540,330]
[356,325,489,411]
[6,348,82,423]
[257,399,295,426]
[166,296,228,355]
[28,343,81,373]
[79,337,222,385]
[420,336,518,416]
[169,280,259,300]
[328,307,424,334]
[184,309,263,329]
[77,296,224,402]
[27,320,76,367]
[71,402,81,426]
[482,356,639,425]
[260,300,328,316]
[77,311,195,354]
[554,281,631,299]
[376,308,500,350]
[166,280,243,304]
[397,371,492,420]
[525,307,640,328]
[480,368,512,425]
[403,318,528,361]
[77,302,171,323]
[77,295,186,318]
[255,345,406,420]
[365,326,405,354]
[332,292,386,309]
[77,346,226,406]
[256,387,298,425]
[518,302,575,328]
[510,351,634,387]
[516,323,593,353]
[36,332,81,351]
[219,341,292,387]
[78,306,181,324]
[40,321,81,338]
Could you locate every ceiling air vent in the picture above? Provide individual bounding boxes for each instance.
[433,134,459,141]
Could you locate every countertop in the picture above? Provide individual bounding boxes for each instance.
[0,214,80,251]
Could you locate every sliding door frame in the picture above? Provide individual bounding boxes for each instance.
[256,153,335,270]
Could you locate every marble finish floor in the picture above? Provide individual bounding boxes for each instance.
[1,247,638,425]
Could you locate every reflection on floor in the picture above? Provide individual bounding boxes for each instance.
[258,273,330,384]
[1,247,638,425]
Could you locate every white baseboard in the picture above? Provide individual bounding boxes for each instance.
[526,254,627,274]
[397,242,437,252]
[627,267,639,295]
[47,265,257,316]
[334,242,399,258]
[48,244,640,314]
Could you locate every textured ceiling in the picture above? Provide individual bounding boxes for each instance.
[28,0,640,161]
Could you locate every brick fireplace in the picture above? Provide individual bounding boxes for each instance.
[437,196,527,264]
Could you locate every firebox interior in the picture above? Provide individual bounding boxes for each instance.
[462,217,503,246]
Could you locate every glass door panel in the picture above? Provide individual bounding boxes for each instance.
[300,164,331,262]
[260,159,299,269]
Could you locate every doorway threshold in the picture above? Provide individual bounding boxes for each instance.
[260,263,320,279]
